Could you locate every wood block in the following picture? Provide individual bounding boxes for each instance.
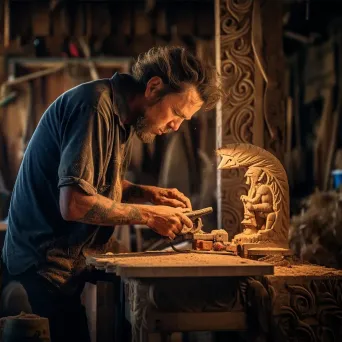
[226,244,238,255]
[240,243,290,257]
[213,242,226,251]
[193,240,213,251]
[193,233,213,241]
[211,229,228,242]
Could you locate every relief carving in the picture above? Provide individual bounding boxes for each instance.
[217,0,255,236]
[219,0,254,145]
[217,0,285,236]
[125,279,153,342]
[265,278,342,342]
[217,143,289,244]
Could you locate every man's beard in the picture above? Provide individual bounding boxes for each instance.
[135,115,157,144]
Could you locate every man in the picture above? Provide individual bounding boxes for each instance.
[0,46,222,341]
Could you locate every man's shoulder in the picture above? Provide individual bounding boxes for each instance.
[65,79,113,108]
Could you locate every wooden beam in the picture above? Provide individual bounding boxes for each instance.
[8,57,132,70]
[4,0,10,48]
[0,65,65,98]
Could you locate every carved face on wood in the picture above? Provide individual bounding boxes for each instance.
[244,167,266,186]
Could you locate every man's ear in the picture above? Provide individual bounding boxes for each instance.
[145,76,163,98]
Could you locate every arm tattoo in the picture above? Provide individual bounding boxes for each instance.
[81,199,143,225]
[82,201,116,224]
[127,206,143,222]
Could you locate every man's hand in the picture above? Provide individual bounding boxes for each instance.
[146,205,193,240]
[145,186,192,210]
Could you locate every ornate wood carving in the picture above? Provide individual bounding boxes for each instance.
[217,143,289,245]
[264,274,342,342]
[215,0,285,237]
[219,0,255,145]
[125,279,152,342]
[123,266,342,342]
[125,277,245,342]
[216,0,255,237]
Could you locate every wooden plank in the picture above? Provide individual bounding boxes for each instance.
[134,9,151,36]
[32,2,50,36]
[127,312,246,332]
[88,253,274,278]
[4,0,10,47]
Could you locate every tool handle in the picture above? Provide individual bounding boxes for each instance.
[184,207,213,220]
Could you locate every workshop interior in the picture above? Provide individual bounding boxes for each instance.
[1,0,342,341]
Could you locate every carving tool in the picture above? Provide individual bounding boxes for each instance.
[169,206,236,255]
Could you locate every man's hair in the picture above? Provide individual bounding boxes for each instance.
[132,46,223,111]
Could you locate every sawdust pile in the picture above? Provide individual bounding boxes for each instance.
[273,264,342,277]
[289,191,342,269]
[258,255,308,267]
[94,253,261,267]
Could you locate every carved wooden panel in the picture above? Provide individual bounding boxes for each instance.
[215,0,285,237]
[216,0,255,236]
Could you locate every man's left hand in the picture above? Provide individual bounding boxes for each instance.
[145,186,192,210]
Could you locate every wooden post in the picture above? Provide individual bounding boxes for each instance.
[215,0,285,237]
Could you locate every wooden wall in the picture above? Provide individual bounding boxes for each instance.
[0,0,214,58]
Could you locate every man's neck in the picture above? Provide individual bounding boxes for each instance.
[114,73,145,125]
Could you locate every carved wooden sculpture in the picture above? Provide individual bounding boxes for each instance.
[217,143,289,246]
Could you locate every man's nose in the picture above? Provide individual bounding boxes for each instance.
[169,119,183,132]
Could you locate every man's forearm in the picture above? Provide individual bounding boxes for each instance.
[72,190,150,226]
[122,180,148,203]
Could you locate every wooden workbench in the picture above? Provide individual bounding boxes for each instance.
[86,251,274,342]
[86,251,274,278]
[87,252,342,342]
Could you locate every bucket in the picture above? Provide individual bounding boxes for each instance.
[0,313,50,342]
[332,170,342,189]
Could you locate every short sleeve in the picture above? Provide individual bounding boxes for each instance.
[58,104,110,195]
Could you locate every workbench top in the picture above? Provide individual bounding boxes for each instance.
[86,251,274,278]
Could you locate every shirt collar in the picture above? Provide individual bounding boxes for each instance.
[109,72,137,131]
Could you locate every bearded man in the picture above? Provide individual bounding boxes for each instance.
[0,46,222,341]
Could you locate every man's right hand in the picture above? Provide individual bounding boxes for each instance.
[146,206,193,240]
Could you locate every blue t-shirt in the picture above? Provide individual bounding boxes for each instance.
[2,73,134,294]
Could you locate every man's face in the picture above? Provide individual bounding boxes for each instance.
[134,77,203,143]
